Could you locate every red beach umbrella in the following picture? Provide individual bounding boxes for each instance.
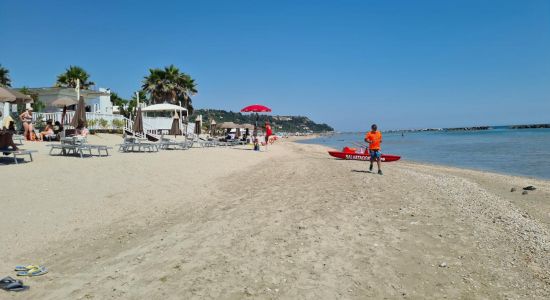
[240,104,272,113]
[240,104,272,138]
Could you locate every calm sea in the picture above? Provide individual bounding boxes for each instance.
[299,127,550,179]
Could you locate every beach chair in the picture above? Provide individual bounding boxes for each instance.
[118,137,159,153]
[0,150,37,164]
[12,135,24,145]
[89,145,113,156]
[197,137,216,147]
[47,136,111,158]
[158,136,188,150]
[185,139,194,149]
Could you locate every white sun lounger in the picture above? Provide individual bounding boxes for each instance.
[0,149,37,164]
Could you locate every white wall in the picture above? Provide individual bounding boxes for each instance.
[87,88,112,114]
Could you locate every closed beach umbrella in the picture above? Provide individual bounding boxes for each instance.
[70,96,87,128]
[210,119,216,136]
[133,107,144,134]
[194,115,202,135]
[169,114,181,138]
[235,125,241,138]
[61,105,68,125]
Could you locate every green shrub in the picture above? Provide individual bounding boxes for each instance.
[98,118,109,129]
[87,119,98,129]
[112,119,125,129]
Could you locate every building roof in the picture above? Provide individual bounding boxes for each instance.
[141,103,187,112]
[24,87,110,99]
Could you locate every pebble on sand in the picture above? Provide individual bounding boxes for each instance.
[510,188,516,192]
[522,191,528,195]
[439,262,447,268]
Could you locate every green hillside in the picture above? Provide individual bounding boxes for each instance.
[191,109,334,133]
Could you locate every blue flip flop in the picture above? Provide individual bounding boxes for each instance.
[16,266,48,277]
[14,265,40,272]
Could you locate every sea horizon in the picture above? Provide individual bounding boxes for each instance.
[334,122,550,134]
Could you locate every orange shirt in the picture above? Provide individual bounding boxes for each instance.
[365,130,382,150]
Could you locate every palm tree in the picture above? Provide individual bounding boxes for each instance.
[0,64,12,87]
[176,74,197,115]
[141,65,198,113]
[55,66,95,89]
[141,68,170,103]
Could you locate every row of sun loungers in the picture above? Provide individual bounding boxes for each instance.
[2,134,250,165]
[119,136,196,152]
[196,137,247,147]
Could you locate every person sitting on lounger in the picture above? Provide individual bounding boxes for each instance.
[39,120,55,141]
[75,126,89,137]
[0,129,19,153]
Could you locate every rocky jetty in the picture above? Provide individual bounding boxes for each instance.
[444,126,491,131]
[509,124,550,129]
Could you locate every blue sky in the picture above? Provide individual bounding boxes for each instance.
[1,0,549,131]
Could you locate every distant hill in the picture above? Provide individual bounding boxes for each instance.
[191,109,334,133]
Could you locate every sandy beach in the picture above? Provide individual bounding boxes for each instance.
[1,135,549,299]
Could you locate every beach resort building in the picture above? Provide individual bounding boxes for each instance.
[27,87,113,114]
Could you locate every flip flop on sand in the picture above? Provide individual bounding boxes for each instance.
[16,266,48,277]
[14,265,41,272]
[0,276,29,292]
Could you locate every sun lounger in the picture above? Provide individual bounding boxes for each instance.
[47,136,112,158]
[185,139,194,148]
[47,143,91,158]
[158,137,188,150]
[118,137,159,153]
[89,145,113,156]
[226,139,241,147]
[12,135,24,145]
[0,150,37,164]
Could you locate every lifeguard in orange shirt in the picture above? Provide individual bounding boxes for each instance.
[365,124,383,175]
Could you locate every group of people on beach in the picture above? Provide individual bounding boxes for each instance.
[253,121,273,151]
[0,106,91,154]
[18,108,64,142]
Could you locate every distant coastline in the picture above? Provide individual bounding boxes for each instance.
[509,123,550,129]
[385,123,550,133]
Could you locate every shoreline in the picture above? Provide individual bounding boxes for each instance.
[300,138,550,182]
[298,131,550,181]
[2,135,550,299]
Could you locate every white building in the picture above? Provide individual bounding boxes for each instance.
[87,88,113,114]
[27,87,112,113]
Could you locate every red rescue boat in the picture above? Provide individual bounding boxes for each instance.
[328,147,401,162]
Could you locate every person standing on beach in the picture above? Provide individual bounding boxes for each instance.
[365,124,383,175]
[264,121,272,150]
